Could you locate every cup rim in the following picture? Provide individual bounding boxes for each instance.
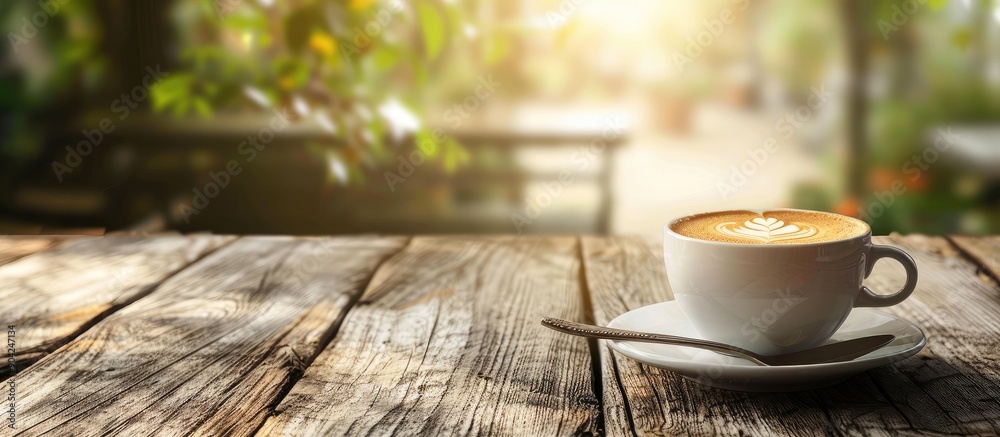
[663,208,872,248]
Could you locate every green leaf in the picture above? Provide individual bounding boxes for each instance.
[172,98,191,117]
[443,2,464,32]
[150,75,193,113]
[415,130,440,158]
[927,0,948,11]
[193,97,214,119]
[285,4,326,54]
[221,10,268,32]
[416,2,446,61]
[952,28,972,50]
[371,45,401,71]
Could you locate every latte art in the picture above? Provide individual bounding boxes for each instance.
[715,217,818,243]
[670,209,869,244]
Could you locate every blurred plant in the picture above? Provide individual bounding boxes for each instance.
[789,0,1000,234]
[0,1,105,184]
[862,0,1000,234]
[758,0,842,100]
[150,0,472,182]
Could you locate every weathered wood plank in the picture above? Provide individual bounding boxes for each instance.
[257,236,600,436]
[584,235,1000,436]
[0,237,76,267]
[949,235,1000,281]
[858,235,1000,436]
[580,236,666,437]
[0,235,233,374]
[582,236,857,436]
[11,236,406,436]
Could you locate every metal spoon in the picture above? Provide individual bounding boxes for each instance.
[541,318,895,366]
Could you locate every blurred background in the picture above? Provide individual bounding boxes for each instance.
[1,0,998,237]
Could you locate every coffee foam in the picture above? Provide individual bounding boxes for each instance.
[669,210,869,244]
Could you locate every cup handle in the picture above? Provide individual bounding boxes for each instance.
[855,245,919,308]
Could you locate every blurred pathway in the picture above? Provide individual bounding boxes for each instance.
[611,103,824,237]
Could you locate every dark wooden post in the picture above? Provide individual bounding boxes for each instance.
[840,0,869,200]
[122,0,175,90]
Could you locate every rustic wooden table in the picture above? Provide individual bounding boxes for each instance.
[1,234,999,436]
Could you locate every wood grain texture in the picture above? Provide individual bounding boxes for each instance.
[11,236,406,436]
[583,236,844,436]
[949,235,1000,281]
[7,234,1000,436]
[0,237,76,266]
[257,236,601,436]
[859,235,1000,436]
[583,235,1000,436]
[0,235,233,374]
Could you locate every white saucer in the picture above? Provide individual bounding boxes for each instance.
[607,301,926,392]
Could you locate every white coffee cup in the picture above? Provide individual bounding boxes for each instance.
[663,209,918,355]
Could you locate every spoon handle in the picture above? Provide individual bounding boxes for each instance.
[541,317,768,366]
